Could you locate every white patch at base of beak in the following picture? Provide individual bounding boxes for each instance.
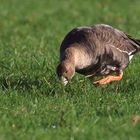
[61,76,68,86]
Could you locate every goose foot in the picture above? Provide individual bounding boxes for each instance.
[93,74,123,85]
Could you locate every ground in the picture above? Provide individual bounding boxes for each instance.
[0,0,140,140]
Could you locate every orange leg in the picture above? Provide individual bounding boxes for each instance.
[93,73,123,85]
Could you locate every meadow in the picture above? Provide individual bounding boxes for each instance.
[0,0,140,139]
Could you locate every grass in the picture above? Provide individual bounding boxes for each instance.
[0,0,140,139]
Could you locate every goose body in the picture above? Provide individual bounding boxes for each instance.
[57,24,140,85]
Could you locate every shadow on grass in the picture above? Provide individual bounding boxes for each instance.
[0,75,59,96]
[0,74,139,97]
[0,76,41,90]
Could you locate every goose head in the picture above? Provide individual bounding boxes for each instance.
[56,61,75,86]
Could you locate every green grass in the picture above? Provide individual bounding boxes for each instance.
[0,0,140,139]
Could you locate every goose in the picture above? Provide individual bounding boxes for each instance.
[56,24,140,86]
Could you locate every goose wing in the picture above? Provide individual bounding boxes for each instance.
[95,24,140,56]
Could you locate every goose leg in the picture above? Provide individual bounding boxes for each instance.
[93,69,123,85]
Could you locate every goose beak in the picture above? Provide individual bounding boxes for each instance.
[61,76,68,86]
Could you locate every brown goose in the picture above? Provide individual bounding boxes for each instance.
[56,24,140,86]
